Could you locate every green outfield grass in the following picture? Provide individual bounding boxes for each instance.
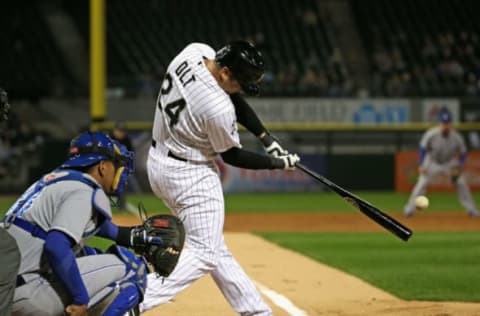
[1,191,479,215]
[259,231,480,302]
[115,191,480,214]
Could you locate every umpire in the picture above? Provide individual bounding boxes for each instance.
[0,88,21,316]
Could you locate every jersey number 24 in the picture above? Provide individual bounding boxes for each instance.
[158,73,186,128]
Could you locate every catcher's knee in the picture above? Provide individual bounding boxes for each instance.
[88,246,148,316]
[106,245,148,295]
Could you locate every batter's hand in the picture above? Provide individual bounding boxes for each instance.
[279,153,300,170]
[259,132,288,157]
[265,140,289,157]
[65,304,88,316]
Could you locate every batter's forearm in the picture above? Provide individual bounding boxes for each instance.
[230,93,267,137]
[221,147,283,169]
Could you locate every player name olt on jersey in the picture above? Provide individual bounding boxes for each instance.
[152,43,242,163]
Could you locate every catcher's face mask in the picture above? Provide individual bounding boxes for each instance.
[61,131,135,196]
[110,140,135,196]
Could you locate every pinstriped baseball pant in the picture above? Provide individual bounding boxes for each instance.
[142,147,272,315]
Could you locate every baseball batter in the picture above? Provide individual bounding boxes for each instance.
[143,41,299,314]
[1,131,150,316]
[404,109,479,217]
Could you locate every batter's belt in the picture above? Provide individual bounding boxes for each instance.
[151,139,212,165]
[16,275,26,287]
[152,140,186,162]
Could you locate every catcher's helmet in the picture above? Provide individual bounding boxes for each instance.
[215,40,265,96]
[60,131,135,195]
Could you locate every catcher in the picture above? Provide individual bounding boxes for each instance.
[1,130,184,316]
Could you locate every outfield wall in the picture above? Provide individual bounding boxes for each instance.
[4,97,480,193]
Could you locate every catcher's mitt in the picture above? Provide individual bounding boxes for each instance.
[131,214,185,277]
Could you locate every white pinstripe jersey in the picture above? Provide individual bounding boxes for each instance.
[152,43,241,162]
[421,126,466,164]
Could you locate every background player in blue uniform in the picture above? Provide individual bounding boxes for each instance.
[404,109,479,217]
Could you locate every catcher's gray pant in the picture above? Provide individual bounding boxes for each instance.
[0,227,21,316]
[143,146,272,315]
[12,254,137,316]
[404,160,479,216]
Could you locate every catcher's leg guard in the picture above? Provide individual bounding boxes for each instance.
[89,246,148,316]
[101,283,140,316]
[106,245,148,295]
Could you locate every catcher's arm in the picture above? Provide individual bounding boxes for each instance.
[116,214,186,277]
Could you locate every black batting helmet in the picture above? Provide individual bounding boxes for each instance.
[215,40,265,96]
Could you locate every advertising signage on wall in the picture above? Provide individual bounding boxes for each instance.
[249,98,411,124]
[395,151,480,192]
[421,99,460,122]
[218,153,327,192]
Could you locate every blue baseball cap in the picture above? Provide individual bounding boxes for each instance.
[439,109,452,123]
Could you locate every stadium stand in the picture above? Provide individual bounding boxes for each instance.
[1,1,74,99]
[63,0,350,97]
[2,0,480,98]
[351,0,480,97]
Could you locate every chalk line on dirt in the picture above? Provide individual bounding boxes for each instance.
[255,281,308,316]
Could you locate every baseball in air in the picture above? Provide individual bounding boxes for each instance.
[414,195,429,210]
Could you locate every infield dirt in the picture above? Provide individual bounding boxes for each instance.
[113,212,480,316]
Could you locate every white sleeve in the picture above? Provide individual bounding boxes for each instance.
[420,129,434,148]
[186,43,216,59]
[456,131,467,153]
[206,111,242,153]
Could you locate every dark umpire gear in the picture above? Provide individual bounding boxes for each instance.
[215,40,265,96]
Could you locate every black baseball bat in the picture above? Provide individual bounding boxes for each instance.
[296,162,413,241]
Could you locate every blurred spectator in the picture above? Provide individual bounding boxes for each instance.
[277,62,300,94]
[109,121,141,210]
[0,109,44,183]
[111,121,133,152]
[136,72,159,99]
